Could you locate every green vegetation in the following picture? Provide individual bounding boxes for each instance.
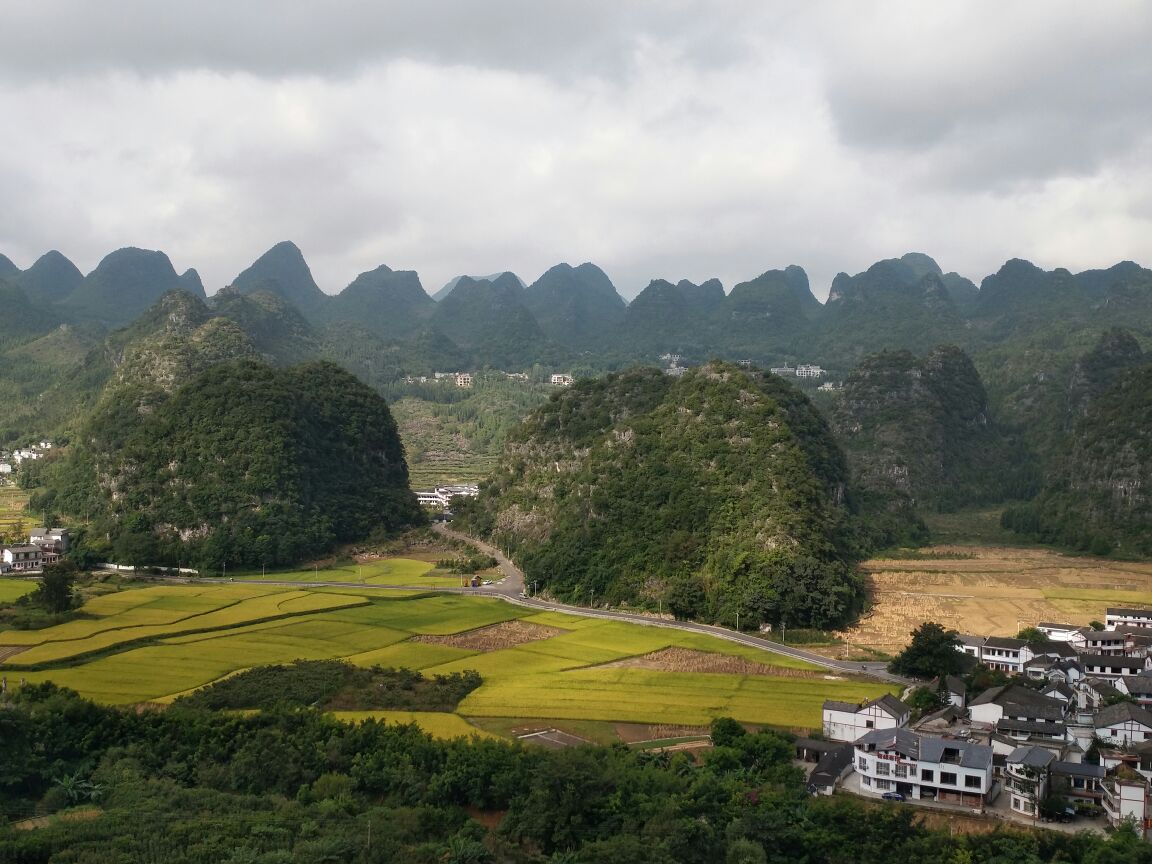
[33,359,422,570]
[832,345,1036,516]
[459,362,869,629]
[176,660,483,712]
[0,683,1144,863]
[888,621,971,680]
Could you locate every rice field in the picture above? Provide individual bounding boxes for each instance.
[842,545,1152,653]
[0,486,30,544]
[0,578,36,603]
[233,558,468,588]
[3,586,895,736]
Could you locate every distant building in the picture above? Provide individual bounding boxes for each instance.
[414,485,481,508]
[550,374,574,386]
[769,365,796,377]
[455,373,473,388]
[1107,608,1152,630]
[795,364,825,378]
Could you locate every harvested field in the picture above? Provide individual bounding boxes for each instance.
[413,619,567,651]
[840,545,1152,654]
[597,647,821,678]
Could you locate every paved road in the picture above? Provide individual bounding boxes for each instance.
[433,524,911,687]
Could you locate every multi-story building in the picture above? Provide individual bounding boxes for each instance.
[854,729,994,809]
[822,695,910,742]
[2,545,43,572]
[1107,608,1152,631]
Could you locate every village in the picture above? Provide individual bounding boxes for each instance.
[812,609,1152,836]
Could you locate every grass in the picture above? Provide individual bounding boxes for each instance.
[0,578,36,603]
[7,588,891,734]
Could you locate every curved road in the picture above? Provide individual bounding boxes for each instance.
[432,524,910,687]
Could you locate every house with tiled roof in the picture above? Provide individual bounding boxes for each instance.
[822,694,911,742]
[1094,702,1152,747]
[854,728,994,810]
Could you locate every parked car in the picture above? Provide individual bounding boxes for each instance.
[881,792,905,801]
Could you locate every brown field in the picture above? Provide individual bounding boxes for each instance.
[598,647,822,678]
[412,619,567,651]
[840,545,1152,654]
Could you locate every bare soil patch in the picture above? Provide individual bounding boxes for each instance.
[596,647,821,678]
[413,619,566,651]
[841,545,1152,654]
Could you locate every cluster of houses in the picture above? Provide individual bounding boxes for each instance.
[0,441,54,478]
[401,371,576,388]
[769,363,825,379]
[809,608,1152,837]
[0,528,70,574]
[414,485,480,509]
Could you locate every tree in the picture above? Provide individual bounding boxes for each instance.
[32,559,78,613]
[906,686,942,718]
[1015,626,1047,644]
[888,622,969,679]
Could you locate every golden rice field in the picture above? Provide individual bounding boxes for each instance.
[232,557,470,588]
[1,582,895,738]
[841,545,1152,654]
[0,486,30,544]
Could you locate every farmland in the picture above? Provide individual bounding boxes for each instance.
[840,545,1152,654]
[0,486,29,544]
[231,557,470,588]
[0,578,35,604]
[1,584,894,738]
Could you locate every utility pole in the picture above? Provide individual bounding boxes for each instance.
[736,611,740,632]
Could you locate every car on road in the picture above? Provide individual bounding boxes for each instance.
[881,792,905,801]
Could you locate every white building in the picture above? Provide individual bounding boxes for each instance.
[2,545,43,572]
[1005,746,1055,817]
[1101,773,1152,837]
[822,694,910,742]
[1107,608,1152,630]
[854,728,994,809]
[1079,654,1152,680]
[795,364,825,378]
[550,374,574,386]
[1094,702,1152,747]
[414,485,481,509]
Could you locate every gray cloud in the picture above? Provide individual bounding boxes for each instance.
[0,2,1149,304]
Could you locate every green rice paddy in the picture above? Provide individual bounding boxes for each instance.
[2,581,896,738]
[0,578,36,603]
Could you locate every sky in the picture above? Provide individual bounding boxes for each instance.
[1,1,1150,301]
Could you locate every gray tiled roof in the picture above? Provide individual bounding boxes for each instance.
[1094,701,1152,730]
[855,727,920,759]
[919,736,993,769]
[1007,746,1056,768]
[823,700,859,713]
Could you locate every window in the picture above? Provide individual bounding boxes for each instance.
[865,720,874,729]
[875,779,891,790]
[858,757,868,771]
[940,772,957,786]
[965,776,982,790]
[862,776,871,786]
[895,764,908,778]
[921,769,934,782]
[876,763,890,776]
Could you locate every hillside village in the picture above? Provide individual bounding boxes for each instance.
[0,528,69,573]
[815,608,1152,836]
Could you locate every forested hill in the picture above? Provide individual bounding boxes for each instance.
[34,359,422,569]
[456,362,873,629]
[1004,332,1152,557]
[831,345,1036,514]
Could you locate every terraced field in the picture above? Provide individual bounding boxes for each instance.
[0,486,29,544]
[232,557,468,588]
[1,586,895,738]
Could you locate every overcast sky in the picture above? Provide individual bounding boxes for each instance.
[1,1,1150,300]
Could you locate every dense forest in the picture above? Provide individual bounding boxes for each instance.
[30,359,422,570]
[456,363,875,629]
[0,684,1147,863]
